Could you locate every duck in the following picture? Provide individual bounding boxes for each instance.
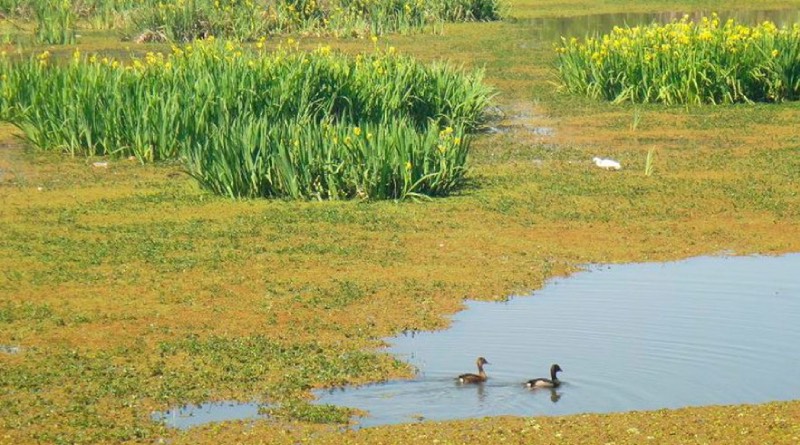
[593,157,621,170]
[526,363,563,388]
[457,357,490,384]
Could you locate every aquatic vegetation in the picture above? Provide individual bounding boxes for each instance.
[556,15,800,104]
[0,40,491,199]
[0,0,507,42]
[2,1,800,444]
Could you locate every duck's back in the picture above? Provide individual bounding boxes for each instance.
[458,373,485,384]
[526,378,559,388]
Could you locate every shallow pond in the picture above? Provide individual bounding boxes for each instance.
[528,8,800,42]
[314,254,800,428]
[152,401,262,430]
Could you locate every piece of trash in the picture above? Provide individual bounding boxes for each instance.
[592,157,621,170]
[92,162,109,168]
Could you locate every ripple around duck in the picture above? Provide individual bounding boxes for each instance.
[315,254,800,428]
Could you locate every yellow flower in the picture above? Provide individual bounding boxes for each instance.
[37,50,51,65]
[353,127,362,136]
[405,161,412,170]
[454,137,461,145]
[771,49,779,58]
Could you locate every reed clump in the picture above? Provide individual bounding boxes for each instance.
[0,40,492,200]
[0,0,507,42]
[556,15,800,104]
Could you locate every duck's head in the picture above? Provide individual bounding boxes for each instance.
[477,357,490,366]
[551,363,563,374]
[592,157,601,163]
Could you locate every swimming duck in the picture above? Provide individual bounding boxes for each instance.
[526,363,563,388]
[593,157,621,170]
[458,357,490,384]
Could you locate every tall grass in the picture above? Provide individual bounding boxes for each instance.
[0,41,492,199]
[1,0,507,43]
[32,0,76,44]
[134,0,507,41]
[556,15,800,104]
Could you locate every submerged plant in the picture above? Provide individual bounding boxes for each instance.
[556,15,800,104]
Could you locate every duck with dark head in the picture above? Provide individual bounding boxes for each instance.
[526,363,563,388]
[457,357,490,384]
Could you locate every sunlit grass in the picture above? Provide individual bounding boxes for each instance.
[556,15,800,104]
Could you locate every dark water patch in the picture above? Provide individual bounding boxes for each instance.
[314,254,800,428]
[527,9,800,42]
[151,401,264,430]
[482,125,554,136]
[0,345,22,354]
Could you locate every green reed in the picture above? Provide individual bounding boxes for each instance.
[1,0,506,43]
[556,15,800,104]
[0,41,491,199]
[32,0,76,44]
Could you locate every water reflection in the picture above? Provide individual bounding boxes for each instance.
[529,9,800,41]
[548,388,562,403]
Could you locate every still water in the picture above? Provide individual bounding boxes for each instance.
[152,401,262,430]
[314,254,800,428]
